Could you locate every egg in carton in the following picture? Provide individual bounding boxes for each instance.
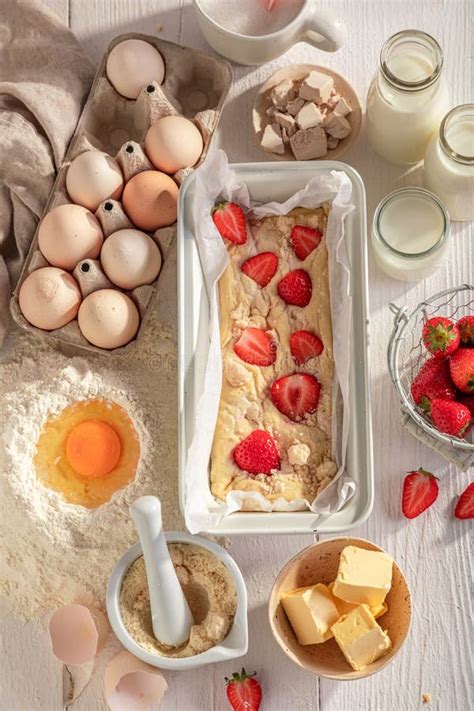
[10,33,232,354]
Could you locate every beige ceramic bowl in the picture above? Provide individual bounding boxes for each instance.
[253,64,362,161]
[268,537,411,680]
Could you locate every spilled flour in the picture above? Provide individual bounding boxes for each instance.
[0,250,184,619]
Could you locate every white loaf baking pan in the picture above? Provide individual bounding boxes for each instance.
[178,161,373,535]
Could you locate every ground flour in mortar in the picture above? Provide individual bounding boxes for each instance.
[120,543,237,658]
[0,253,184,619]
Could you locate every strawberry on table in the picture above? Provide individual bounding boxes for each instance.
[402,468,439,519]
[422,316,460,358]
[457,315,474,347]
[241,251,278,287]
[410,357,456,411]
[233,431,280,475]
[454,482,474,520]
[430,399,471,438]
[449,348,474,393]
[271,373,320,421]
[226,669,262,711]
[277,269,312,307]
[290,225,323,261]
[212,202,247,245]
[233,327,276,367]
[290,330,324,364]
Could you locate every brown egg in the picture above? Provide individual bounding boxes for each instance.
[122,170,178,231]
[18,267,81,330]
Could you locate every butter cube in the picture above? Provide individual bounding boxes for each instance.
[261,123,285,155]
[281,583,340,645]
[290,126,327,160]
[295,102,324,130]
[299,71,334,105]
[331,604,392,671]
[333,546,393,607]
[327,582,387,619]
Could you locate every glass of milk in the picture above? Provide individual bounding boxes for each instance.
[372,188,450,282]
[424,104,474,222]
[366,30,450,165]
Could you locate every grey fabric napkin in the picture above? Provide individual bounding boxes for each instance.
[0,0,94,346]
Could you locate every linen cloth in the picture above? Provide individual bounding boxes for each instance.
[0,0,94,346]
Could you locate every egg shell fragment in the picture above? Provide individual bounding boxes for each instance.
[122,170,178,231]
[66,151,124,212]
[104,651,167,711]
[18,267,81,330]
[38,204,104,271]
[101,229,162,289]
[49,604,99,665]
[144,115,203,173]
[106,39,165,99]
[78,289,140,349]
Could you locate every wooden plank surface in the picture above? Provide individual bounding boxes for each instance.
[2,1,472,710]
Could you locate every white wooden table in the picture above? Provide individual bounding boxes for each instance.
[3,1,472,710]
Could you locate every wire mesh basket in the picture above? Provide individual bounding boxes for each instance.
[388,284,474,470]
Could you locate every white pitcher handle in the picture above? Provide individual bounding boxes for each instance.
[302,11,347,53]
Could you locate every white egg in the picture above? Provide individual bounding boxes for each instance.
[145,116,203,173]
[38,204,104,270]
[66,151,123,212]
[106,39,165,100]
[18,267,82,330]
[78,289,140,349]
[101,229,162,289]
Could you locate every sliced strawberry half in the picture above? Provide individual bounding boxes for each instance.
[233,431,280,475]
[454,482,474,520]
[233,327,276,366]
[290,330,324,364]
[290,225,323,260]
[241,251,278,287]
[212,202,247,245]
[226,669,262,711]
[270,373,320,421]
[402,468,439,519]
[277,269,312,307]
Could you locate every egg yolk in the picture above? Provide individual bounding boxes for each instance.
[34,399,140,508]
[66,420,121,478]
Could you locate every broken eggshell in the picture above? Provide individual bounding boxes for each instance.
[104,651,167,711]
[49,604,104,666]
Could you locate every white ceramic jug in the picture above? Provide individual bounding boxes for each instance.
[193,0,346,65]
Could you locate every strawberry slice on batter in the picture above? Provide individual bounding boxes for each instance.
[290,225,322,260]
[277,269,312,307]
[241,252,278,287]
[290,330,324,364]
[233,430,280,475]
[233,327,276,366]
[270,373,320,421]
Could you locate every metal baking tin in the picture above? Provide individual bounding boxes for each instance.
[178,161,373,535]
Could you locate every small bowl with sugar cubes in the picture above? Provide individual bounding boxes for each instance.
[253,65,362,161]
[268,537,411,680]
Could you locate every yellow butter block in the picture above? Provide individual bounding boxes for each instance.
[327,582,387,619]
[281,583,341,645]
[331,604,392,671]
[332,546,393,608]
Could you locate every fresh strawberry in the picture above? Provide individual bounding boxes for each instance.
[233,431,280,475]
[410,357,456,411]
[241,251,278,287]
[290,330,324,364]
[212,202,247,245]
[402,468,439,519]
[430,399,471,438]
[226,669,262,711]
[233,327,276,367]
[277,269,312,307]
[459,394,474,418]
[449,348,474,393]
[422,316,460,358]
[457,315,474,347]
[290,225,323,260]
[454,482,474,520]
[271,373,320,421]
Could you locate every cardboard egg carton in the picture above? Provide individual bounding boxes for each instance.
[10,33,232,354]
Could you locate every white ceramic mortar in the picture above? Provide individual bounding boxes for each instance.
[106,532,248,670]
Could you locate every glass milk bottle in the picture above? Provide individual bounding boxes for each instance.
[424,104,474,221]
[366,30,450,165]
[372,188,450,282]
